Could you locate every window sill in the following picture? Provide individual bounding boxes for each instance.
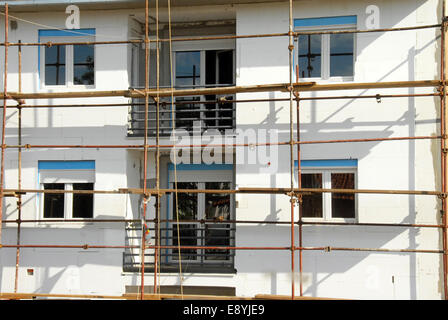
[36,220,98,228]
[40,84,96,91]
[298,77,354,83]
[302,218,357,224]
[123,265,237,274]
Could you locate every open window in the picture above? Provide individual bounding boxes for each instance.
[174,49,234,132]
[128,40,236,137]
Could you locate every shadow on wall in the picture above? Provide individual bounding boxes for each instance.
[0,222,125,295]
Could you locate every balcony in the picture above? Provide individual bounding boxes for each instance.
[127,87,235,137]
[128,47,236,137]
[123,221,236,273]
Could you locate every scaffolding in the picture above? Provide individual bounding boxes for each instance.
[0,0,447,300]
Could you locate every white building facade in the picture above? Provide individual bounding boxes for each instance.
[0,0,444,299]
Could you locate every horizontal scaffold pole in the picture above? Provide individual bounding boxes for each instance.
[2,92,440,109]
[0,244,442,254]
[2,135,441,149]
[0,23,440,47]
[0,218,443,229]
[0,80,443,100]
[1,186,445,196]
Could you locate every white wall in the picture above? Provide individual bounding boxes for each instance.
[233,0,442,299]
[0,0,444,299]
[0,8,133,296]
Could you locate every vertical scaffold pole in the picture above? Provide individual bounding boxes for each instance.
[441,0,448,300]
[14,40,22,293]
[0,3,9,247]
[140,0,150,300]
[288,0,296,300]
[154,0,161,296]
[295,65,303,297]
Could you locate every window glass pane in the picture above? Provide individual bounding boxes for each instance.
[173,182,198,220]
[298,35,321,78]
[172,224,198,261]
[45,45,66,85]
[73,45,94,85]
[331,173,355,218]
[172,182,198,261]
[205,182,230,220]
[72,183,94,218]
[205,182,231,261]
[301,173,323,218]
[43,183,65,218]
[330,34,354,77]
[175,51,200,87]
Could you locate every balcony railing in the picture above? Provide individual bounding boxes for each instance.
[127,85,236,137]
[123,221,236,273]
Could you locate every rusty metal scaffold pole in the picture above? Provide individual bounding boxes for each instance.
[0,2,7,248]
[441,0,448,300]
[13,39,22,294]
[140,0,150,300]
[288,0,296,300]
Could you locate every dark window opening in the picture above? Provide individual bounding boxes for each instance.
[301,174,323,218]
[43,183,65,218]
[204,50,234,130]
[331,173,355,218]
[205,182,231,261]
[173,182,198,220]
[172,182,198,260]
[73,183,94,218]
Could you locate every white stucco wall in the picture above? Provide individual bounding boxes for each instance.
[0,9,133,296]
[233,0,442,299]
[0,0,444,299]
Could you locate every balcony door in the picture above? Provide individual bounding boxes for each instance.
[166,165,234,269]
[174,45,235,133]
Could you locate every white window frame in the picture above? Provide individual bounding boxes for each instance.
[294,24,356,82]
[167,169,234,264]
[296,167,357,222]
[39,181,95,220]
[39,35,96,89]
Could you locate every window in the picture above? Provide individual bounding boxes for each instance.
[128,40,236,137]
[294,16,356,80]
[174,48,235,132]
[39,29,95,87]
[38,161,95,219]
[166,164,234,269]
[295,160,357,220]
